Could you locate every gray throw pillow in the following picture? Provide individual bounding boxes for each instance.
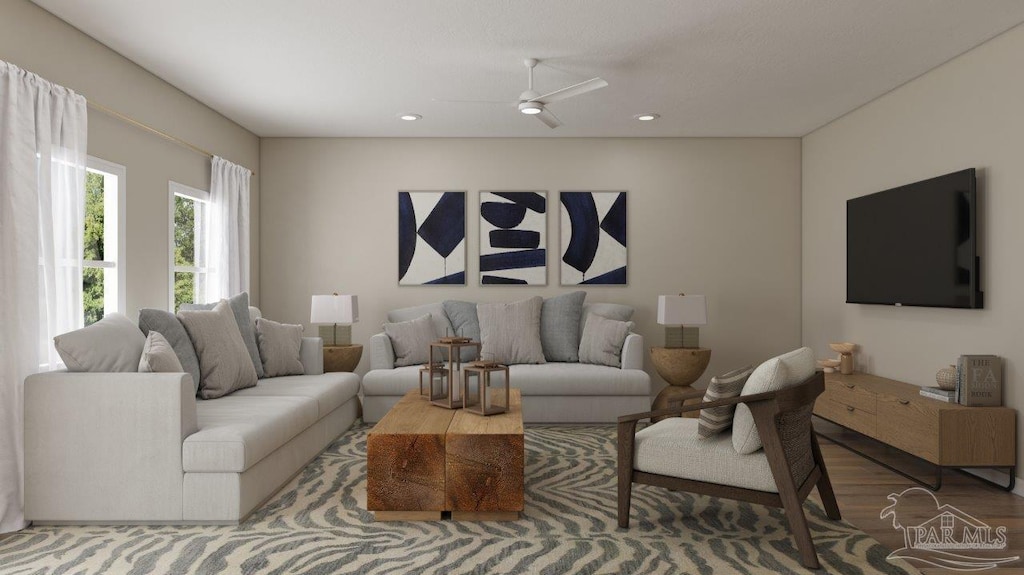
[138,331,185,374]
[255,318,304,377]
[139,308,202,394]
[579,302,634,337]
[732,347,816,454]
[54,313,145,372]
[578,313,634,367]
[388,302,456,360]
[442,300,480,362]
[541,291,586,362]
[477,297,546,365]
[180,292,264,379]
[383,314,438,367]
[178,300,258,399]
[697,366,754,439]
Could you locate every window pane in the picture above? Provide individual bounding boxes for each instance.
[174,271,196,312]
[84,171,104,261]
[83,267,105,325]
[174,195,196,267]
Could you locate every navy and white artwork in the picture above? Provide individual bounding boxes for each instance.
[398,191,466,285]
[560,191,627,285]
[479,191,547,285]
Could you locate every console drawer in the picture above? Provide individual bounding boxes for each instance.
[815,398,876,436]
[876,393,940,464]
[825,378,877,414]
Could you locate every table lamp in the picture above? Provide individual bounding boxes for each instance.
[657,294,708,348]
[310,293,359,346]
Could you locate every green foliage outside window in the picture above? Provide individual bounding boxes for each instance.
[174,195,197,311]
[83,172,104,325]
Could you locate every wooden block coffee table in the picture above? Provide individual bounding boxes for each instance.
[367,388,523,521]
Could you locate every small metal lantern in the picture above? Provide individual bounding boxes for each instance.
[419,363,447,397]
[427,340,481,409]
[462,363,510,416]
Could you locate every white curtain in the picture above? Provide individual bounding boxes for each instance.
[0,61,87,533]
[204,156,250,302]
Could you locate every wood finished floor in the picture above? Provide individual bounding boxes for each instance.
[813,428,1024,575]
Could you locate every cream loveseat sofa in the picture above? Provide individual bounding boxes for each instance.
[362,299,651,423]
[25,330,359,524]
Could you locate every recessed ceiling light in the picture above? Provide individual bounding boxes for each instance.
[634,113,660,121]
[399,114,422,121]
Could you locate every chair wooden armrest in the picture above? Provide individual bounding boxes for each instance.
[617,389,778,424]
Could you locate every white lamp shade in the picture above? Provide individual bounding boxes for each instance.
[310,294,359,324]
[657,295,707,326]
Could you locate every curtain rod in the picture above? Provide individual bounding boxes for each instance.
[87,100,255,175]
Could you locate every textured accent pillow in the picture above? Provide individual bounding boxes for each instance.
[54,313,145,372]
[579,302,634,337]
[697,366,754,439]
[256,318,304,377]
[139,309,202,393]
[442,300,480,362]
[180,292,264,379]
[383,314,437,367]
[578,313,634,367]
[388,302,454,340]
[477,296,546,365]
[732,347,816,454]
[138,331,185,374]
[541,291,586,362]
[178,300,258,399]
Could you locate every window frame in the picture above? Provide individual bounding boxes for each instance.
[168,181,211,311]
[84,156,127,318]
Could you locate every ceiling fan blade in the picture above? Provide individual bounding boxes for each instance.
[431,98,515,105]
[532,77,608,105]
[535,107,562,129]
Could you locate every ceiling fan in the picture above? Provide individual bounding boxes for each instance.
[435,58,608,129]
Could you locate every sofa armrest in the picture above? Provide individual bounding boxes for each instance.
[621,332,644,370]
[369,332,395,370]
[301,337,324,375]
[24,371,197,521]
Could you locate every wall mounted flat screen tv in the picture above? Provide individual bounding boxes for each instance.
[847,168,982,309]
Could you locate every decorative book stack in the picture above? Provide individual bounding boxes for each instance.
[919,387,956,402]
[955,354,1003,407]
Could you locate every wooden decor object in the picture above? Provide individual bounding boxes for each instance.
[649,347,711,422]
[323,344,363,372]
[829,342,857,375]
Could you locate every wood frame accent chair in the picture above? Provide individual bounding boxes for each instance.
[617,371,840,569]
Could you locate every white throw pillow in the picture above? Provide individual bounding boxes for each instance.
[578,313,634,367]
[138,331,185,374]
[53,312,145,372]
[732,347,816,454]
[256,318,305,377]
[177,299,258,399]
[383,314,437,367]
[477,297,546,365]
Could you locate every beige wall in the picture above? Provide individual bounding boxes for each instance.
[0,0,260,314]
[802,25,1024,476]
[260,137,802,387]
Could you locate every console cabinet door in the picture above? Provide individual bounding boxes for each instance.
[876,393,940,464]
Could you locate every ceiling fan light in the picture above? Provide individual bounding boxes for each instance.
[519,101,544,115]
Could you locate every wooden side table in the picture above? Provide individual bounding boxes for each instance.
[649,347,711,422]
[324,344,363,372]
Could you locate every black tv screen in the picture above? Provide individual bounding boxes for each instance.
[846,168,981,309]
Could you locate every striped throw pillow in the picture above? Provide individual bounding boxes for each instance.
[697,366,754,439]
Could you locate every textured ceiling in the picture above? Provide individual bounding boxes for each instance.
[31,0,1024,137]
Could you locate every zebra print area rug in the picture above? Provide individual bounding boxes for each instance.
[0,425,914,575]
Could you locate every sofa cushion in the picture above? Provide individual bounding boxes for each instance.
[139,308,202,393]
[181,292,264,379]
[442,300,480,361]
[388,302,454,341]
[477,296,546,365]
[383,314,437,367]
[138,331,185,374]
[255,318,304,377]
[178,300,258,399]
[578,313,634,367]
[53,312,145,373]
[183,395,319,473]
[230,372,359,418]
[634,417,778,493]
[732,347,816,454]
[540,291,586,362]
[579,302,633,337]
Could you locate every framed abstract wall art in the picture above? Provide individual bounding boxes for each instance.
[398,191,466,285]
[559,191,627,285]
[479,191,547,285]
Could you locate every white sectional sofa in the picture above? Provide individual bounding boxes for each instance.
[24,338,360,524]
[362,299,651,423]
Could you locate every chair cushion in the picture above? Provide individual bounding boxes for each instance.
[184,395,318,472]
[634,417,778,493]
[732,347,816,454]
[698,365,753,438]
[230,372,360,418]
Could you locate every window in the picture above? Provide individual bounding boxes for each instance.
[83,157,126,325]
[169,181,210,311]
